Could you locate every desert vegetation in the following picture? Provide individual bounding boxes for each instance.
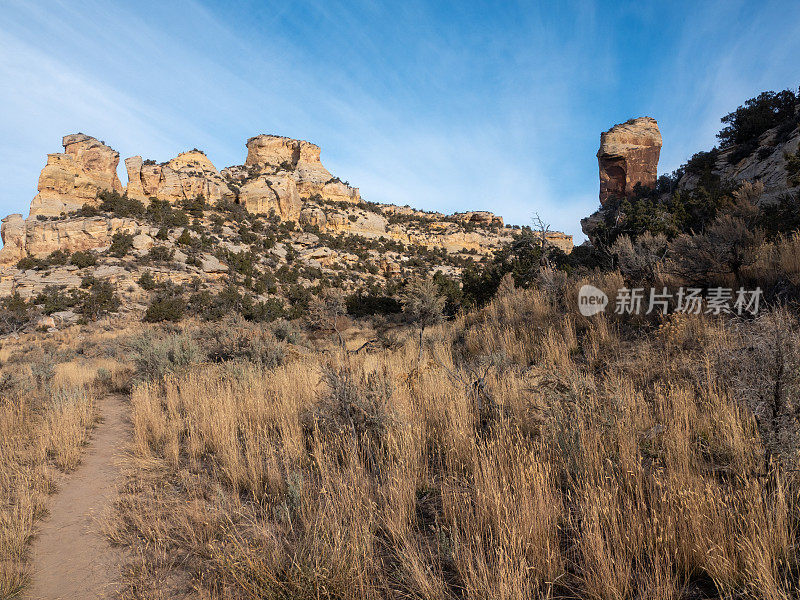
[103,271,800,599]
[2,86,800,600]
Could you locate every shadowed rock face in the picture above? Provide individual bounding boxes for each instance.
[597,117,662,205]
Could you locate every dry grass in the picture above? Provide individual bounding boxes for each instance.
[0,327,132,599]
[110,284,800,599]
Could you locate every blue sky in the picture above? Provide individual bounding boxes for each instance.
[1,1,799,241]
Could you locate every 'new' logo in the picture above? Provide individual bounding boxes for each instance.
[578,285,608,316]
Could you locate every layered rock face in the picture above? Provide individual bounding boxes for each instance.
[126,151,236,205]
[0,214,138,264]
[453,211,504,227]
[543,232,574,254]
[597,117,662,205]
[222,164,302,221]
[29,134,123,217]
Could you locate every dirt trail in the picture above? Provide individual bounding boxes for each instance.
[26,394,129,600]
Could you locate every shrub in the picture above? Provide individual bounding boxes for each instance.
[245,298,287,322]
[137,270,158,290]
[143,295,186,323]
[433,271,463,316]
[97,190,146,217]
[272,318,300,343]
[130,332,203,381]
[16,256,40,270]
[310,364,395,454]
[346,294,402,318]
[785,142,800,187]
[46,249,70,266]
[33,285,78,314]
[0,292,34,334]
[76,203,102,217]
[718,88,798,150]
[76,279,121,320]
[200,318,285,367]
[176,229,194,246]
[181,195,207,217]
[669,213,764,287]
[69,251,97,269]
[610,232,668,284]
[759,191,800,238]
[147,199,189,227]
[109,232,135,257]
[144,246,174,264]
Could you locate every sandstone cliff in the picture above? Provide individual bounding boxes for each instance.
[125,151,236,205]
[0,132,572,282]
[29,134,123,217]
[0,213,139,264]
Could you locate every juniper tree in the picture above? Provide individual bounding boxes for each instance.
[402,277,445,365]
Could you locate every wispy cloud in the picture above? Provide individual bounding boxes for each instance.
[0,0,798,241]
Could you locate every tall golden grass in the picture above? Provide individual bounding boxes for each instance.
[112,285,800,599]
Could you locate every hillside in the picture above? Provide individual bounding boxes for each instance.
[583,88,800,248]
[0,133,572,329]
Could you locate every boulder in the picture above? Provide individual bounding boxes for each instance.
[52,310,79,325]
[132,233,154,252]
[29,134,123,217]
[597,117,662,205]
[200,254,227,273]
[37,316,56,329]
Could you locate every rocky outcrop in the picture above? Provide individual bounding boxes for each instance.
[222,135,360,210]
[299,206,328,229]
[453,211,504,227]
[125,151,235,204]
[680,126,800,205]
[29,134,123,217]
[544,232,574,254]
[1,130,575,280]
[0,214,26,264]
[597,117,662,205]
